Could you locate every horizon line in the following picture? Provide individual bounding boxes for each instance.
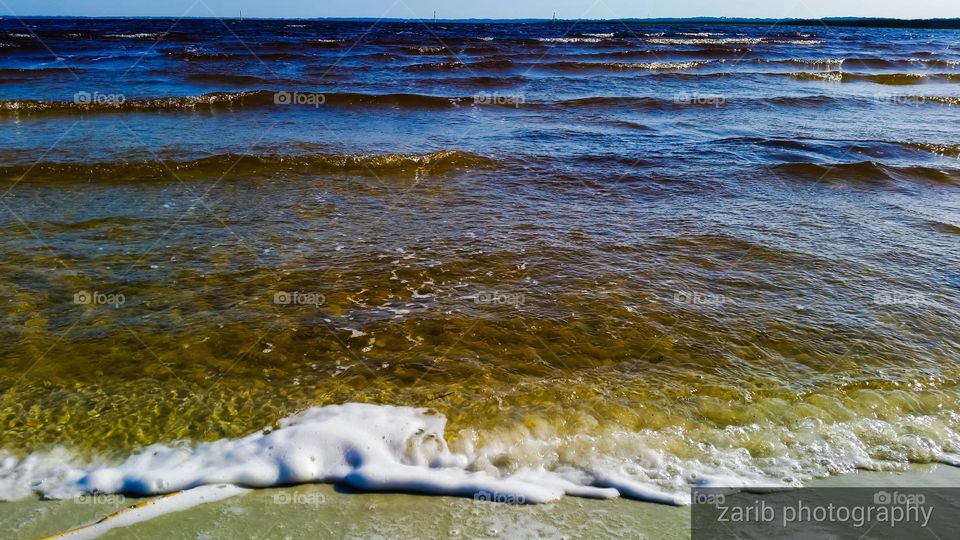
[2,15,960,22]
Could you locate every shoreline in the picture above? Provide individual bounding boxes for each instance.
[5,465,958,539]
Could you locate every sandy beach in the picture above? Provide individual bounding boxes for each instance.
[4,465,957,539]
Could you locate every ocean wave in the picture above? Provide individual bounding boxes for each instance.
[165,48,311,61]
[0,89,762,115]
[789,71,947,84]
[164,49,231,60]
[0,91,472,115]
[0,90,857,116]
[837,57,960,69]
[760,95,862,107]
[527,95,734,111]
[104,33,166,39]
[2,401,959,511]
[538,37,606,43]
[402,45,447,55]
[0,67,81,77]
[546,96,675,110]
[849,72,933,84]
[306,38,345,47]
[183,73,277,86]
[772,161,960,185]
[920,58,960,68]
[0,404,659,505]
[766,57,960,69]
[0,91,274,114]
[573,47,748,60]
[772,39,824,45]
[767,58,846,67]
[790,71,845,82]
[647,37,762,46]
[720,136,960,161]
[902,142,960,157]
[647,37,822,46]
[540,95,838,110]
[923,96,960,106]
[0,89,947,121]
[401,75,528,88]
[930,221,960,235]
[0,150,497,182]
[537,60,712,71]
[402,59,514,71]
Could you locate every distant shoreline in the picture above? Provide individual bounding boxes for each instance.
[3,16,960,30]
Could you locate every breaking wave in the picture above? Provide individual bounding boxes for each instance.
[0,150,498,182]
[2,401,959,507]
[0,91,474,115]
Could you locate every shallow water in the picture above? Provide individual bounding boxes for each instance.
[0,19,959,502]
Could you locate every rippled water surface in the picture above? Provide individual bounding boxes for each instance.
[0,19,959,500]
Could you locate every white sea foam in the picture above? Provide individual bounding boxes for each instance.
[105,33,165,39]
[0,404,685,505]
[773,39,824,45]
[538,37,604,44]
[786,58,845,66]
[791,71,844,82]
[647,37,823,46]
[647,37,763,46]
[2,403,959,514]
[605,61,711,70]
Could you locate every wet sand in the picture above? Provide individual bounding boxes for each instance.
[5,465,958,540]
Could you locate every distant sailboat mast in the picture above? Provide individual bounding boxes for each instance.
[239,9,243,22]
[553,12,557,23]
[433,11,437,24]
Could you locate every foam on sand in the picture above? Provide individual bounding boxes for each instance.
[3,404,679,507]
[6,401,959,528]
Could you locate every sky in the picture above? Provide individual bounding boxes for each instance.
[0,0,955,20]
